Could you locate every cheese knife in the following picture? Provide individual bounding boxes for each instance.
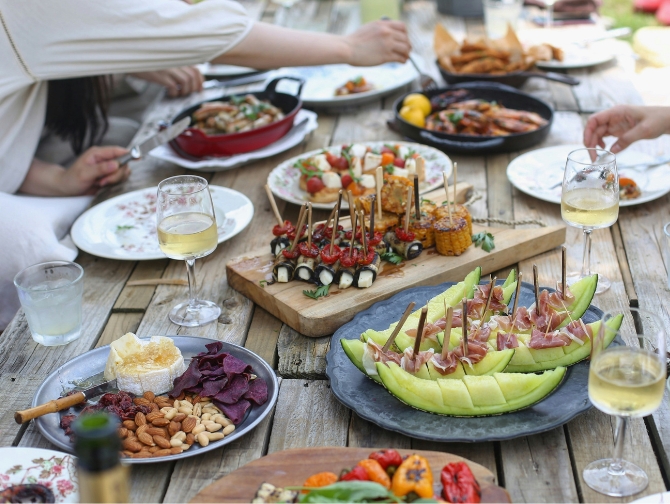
[14,379,118,424]
[116,116,191,166]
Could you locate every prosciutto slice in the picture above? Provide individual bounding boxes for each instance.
[468,284,507,318]
[430,352,460,375]
[529,291,568,332]
[401,348,435,374]
[453,338,488,366]
[497,332,519,351]
[365,340,402,366]
[565,319,593,343]
[405,319,447,342]
[470,323,491,343]
[490,306,533,333]
[528,328,572,349]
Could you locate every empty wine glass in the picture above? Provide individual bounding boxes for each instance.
[156,175,220,327]
[584,308,667,496]
[561,148,619,294]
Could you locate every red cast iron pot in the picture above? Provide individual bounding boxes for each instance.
[171,76,304,158]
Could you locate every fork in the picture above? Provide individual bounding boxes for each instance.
[408,54,439,91]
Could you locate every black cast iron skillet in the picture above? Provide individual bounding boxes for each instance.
[392,81,553,155]
[437,60,579,88]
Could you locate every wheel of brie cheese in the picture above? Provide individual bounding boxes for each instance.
[104,333,187,395]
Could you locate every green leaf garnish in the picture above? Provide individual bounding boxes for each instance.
[421,198,435,205]
[259,280,268,288]
[229,95,245,105]
[303,284,330,300]
[472,231,495,253]
[384,164,395,175]
[448,111,464,124]
[116,225,134,231]
[381,252,403,265]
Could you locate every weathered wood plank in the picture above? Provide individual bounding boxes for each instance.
[267,380,349,452]
[98,312,145,347]
[500,427,578,503]
[277,325,330,378]
[244,307,283,369]
[113,260,168,311]
[348,413,413,449]
[486,154,514,227]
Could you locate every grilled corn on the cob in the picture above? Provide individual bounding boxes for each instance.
[433,204,472,234]
[434,217,472,256]
[401,214,436,248]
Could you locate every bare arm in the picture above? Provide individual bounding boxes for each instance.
[215,20,411,68]
[20,147,130,197]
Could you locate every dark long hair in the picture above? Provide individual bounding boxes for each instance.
[44,76,111,155]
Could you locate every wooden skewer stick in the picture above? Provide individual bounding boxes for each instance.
[289,205,307,252]
[383,302,416,352]
[561,246,567,298]
[307,203,313,249]
[413,307,429,360]
[375,166,383,221]
[443,171,453,227]
[511,271,522,319]
[404,186,412,233]
[413,174,421,221]
[264,184,283,227]
[533,264,540,316]
[349,211,358,258]
[359,211,367,251]
[347,190,356,227]
[323,205,337,235]
[330,200,341,256]
[441,307,454,359]
[462,297,468,357]
[452,162,458,214]
[127,278,188,287]
[369,194,376,235]
[482,276,497,319]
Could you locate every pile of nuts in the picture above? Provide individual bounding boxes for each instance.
[119,391,235,459]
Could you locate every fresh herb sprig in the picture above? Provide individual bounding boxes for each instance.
[381,252,403,265]
[303,284,330,300]
[472,231,495,252]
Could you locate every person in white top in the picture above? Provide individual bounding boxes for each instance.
[0,0,410,329]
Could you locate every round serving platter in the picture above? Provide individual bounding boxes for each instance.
[33,337,279,464]
[326,280,620,442]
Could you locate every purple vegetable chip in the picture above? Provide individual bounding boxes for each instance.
[222,354,252,376]
[214,374,250,404]
[243,377,268,405]
[214,399,251,425]
[201,377,228,397]
[169,360,202,398]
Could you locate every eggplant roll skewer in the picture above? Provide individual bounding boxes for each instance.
[270,236,291,257]
[272,254,296,283]
[384,230,423,260]
[353,251,381,288]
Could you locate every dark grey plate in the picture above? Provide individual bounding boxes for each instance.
[33,336,279,464]
[326,281,621,442]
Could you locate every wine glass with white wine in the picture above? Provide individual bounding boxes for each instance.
[584,307,667,497]
[561,148,619,294]
[156,175,221,327]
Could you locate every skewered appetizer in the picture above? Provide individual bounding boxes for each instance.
[334,76,375,95]
[434,217,472,256]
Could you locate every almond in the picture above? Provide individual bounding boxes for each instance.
[138,432,155,446]
[148,446,160,453]
[135,412,147,426]
[133,397,151,406]
[193,395,202,404]
[176,392,186,401]
[181,417,197,433]
[118,427,128,439]
[152,417,170,427]
[122,420,137,431]
[132,451,153,459]
[168,421,181,436]
[152,449,172,457]
[136,425,149,437]
[170,447,182,455]
[122,450,134,458]
[154,435,171,449]
[122,439,143,453]
[148,402,159,412]
[146,411,164,423]
[173,413,187,423]
[143,391,156,402]
[146,427,168,437]
[185,433,195,446]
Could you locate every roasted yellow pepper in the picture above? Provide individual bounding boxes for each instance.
[391,455,434,498]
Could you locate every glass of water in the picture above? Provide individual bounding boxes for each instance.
[483,0,522,39]
[14,261,84,346]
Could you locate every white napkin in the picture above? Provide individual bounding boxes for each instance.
[0,193,93,330]
[149,109,318,171]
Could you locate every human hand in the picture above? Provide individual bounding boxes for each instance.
[62,146,131,195]
[344,20,412,66]
[130,66,204,97]
[583,105,670,154]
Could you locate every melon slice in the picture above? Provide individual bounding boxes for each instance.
[376,362,566,416]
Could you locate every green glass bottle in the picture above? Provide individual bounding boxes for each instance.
[73,412,129,503]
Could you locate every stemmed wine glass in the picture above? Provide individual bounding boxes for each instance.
[561,148,619,294]
[584,308,667,496]
[156,175,221,327]
[544,0,557,28]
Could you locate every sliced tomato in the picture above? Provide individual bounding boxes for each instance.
[341,174,353,188]
[393,158,406,168]
[306,177,325,194]
[380,146,396,156]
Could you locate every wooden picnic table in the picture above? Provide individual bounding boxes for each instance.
[2,1,670,502]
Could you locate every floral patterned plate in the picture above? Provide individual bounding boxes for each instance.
[267,141,453,210]
[70,186,253,260]
[0,447,78,503]
[506,144,670,207]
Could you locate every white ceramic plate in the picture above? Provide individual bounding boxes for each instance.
[535,45,614,69]
[270,60,417,107]
[71,186,253,260]
[268,141,453,210]
[506,144,670,207]
[196,63,261,77]
[631,492,670,504]
[0,447,78,502]
[149,110,318,171]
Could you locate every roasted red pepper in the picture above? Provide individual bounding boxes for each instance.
[272,220,294,237]
[320,245,341,265]
[367,231,384,246]
[298,242,320,258]
[312,223,326,242]
[281,248,300,260]
[395,228,416,242]
[357,248,377,266]
[339,248,358,268]
[369,449,403,476]
[441,462,481,503]
[340,465,369,482]
[287,224,307,241]
[324,224,343,240]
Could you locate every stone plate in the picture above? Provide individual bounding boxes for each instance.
[33,337,278,464]
[326,281,620,442]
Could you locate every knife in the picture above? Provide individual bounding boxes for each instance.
[117,116,191,166]
[14,379,118,424]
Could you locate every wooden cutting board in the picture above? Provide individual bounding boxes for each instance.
[227,183,566,337]
[190,446,510,503]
